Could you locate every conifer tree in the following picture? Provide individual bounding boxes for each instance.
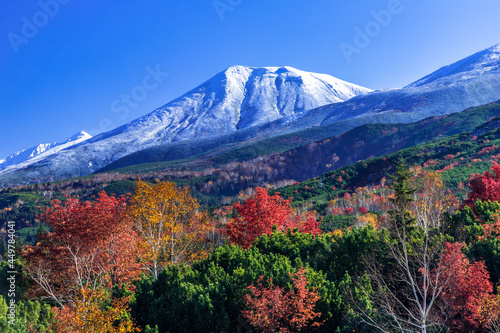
[387,159,416,231]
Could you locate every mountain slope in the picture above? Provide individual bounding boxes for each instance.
[2,43,500,187]
[92,65,370,144]
[296,43,500,129]
[277,115,500,209]
[0,66,370,183]
[0,131,91,172]
[407,43,500,88]
[94,43,500,175]
[3,101,500,211]
[101,101,500,187]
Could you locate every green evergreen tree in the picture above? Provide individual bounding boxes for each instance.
[0,240,6,261]
[387,159,416,232]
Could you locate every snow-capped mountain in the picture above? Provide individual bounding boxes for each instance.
[96,65,371,144]
[2,43,500,186]
[0,66,370,182]
[296,43,500,129]
[407,43,500,88]
[0,131,91,172]
[101,43,500,172]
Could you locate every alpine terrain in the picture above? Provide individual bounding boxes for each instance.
[1,43,500,186]
[0,131,91,173]
[0,66,370,184]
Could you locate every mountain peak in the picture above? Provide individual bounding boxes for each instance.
[117,65,372,146]
[65,131,92,143]
[3,43,500,185]
[223,65,253,76]
[3,65,371,180]
[0,131,92,172]
[222,65,306,80]
[407,43,500,88]
[212,65,373,129]
[224,65,297,72]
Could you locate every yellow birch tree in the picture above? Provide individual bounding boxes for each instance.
[128,180,211,279]
[409,169,456,231]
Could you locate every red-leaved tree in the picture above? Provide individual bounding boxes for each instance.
[23,192,141,306]
[225,188,320,248]
[242,267,322,333]
[434,242,494,332]
[462,162,500,211]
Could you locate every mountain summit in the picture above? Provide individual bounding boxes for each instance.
[295,43,500,130]
[2,43,500,186]
[220,65,371,130]
[0,66,370,181]
[407,43,500,88]
[103,65,371,145]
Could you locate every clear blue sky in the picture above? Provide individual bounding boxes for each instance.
[1,0,500,158]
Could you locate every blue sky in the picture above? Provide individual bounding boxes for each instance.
[1,0,500,158]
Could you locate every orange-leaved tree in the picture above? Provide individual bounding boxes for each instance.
[225,188,320,249]
[51,287,137,333]
[23,191,141,307]
[127,180,212,279]
[242,267,322,333]
[409,168,457,231]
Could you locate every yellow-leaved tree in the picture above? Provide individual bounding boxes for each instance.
[52,288,137,333]
[128,180,211,279]
[409,168,458,231]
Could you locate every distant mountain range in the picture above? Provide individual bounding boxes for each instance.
[1,43,500,187]
[0,131,91,172]
[298,43,500,127]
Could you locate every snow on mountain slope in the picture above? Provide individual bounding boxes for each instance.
[0,66,370,182]
[0,144,57,167]
[296,43,500,129]
[97,65,371,144]
[0,131,91,173]
[407,43,500,88]
[3,41,500,187]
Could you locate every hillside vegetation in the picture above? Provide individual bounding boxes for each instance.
[4,157,500,331]
[3,101,500,239]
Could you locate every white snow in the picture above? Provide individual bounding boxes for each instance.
[2,43,500,185]
[296,43,500,130]
[407,43,500,88]
[0,131,91,173]
[0,67,370,180]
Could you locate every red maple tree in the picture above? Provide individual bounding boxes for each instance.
[462,162,500,211]
[225,188,320,248]
[242,267,323,333]
[434,242,494,332]
[358,206,368,214]
[23,192,141,306]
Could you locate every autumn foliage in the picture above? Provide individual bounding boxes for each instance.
[434,242,494,332]
[23,192,141,306]
[225,188,320,248]
[17,151,500,332]
[409,169,457,229]
[128,180,212,278]
[242,267,322,333]
[462,162,500,210]
[51,288,137,333]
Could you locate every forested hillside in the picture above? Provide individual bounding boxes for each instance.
[3,104,500,331]
[3,158,500,332]
[3,102,500,242]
